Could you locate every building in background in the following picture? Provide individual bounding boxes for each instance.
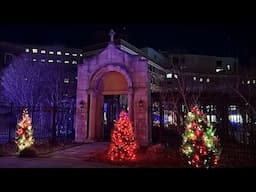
[1,30,255,146]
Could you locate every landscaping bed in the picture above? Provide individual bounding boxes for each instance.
[93,143,256,168]
[0,141,82,157]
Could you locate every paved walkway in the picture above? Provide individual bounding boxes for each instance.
[0,142,120,168]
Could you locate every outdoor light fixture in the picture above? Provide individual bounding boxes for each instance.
[79,100,85,109]
[139,100,143,108]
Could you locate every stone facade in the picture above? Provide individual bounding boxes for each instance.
[75,42,151,146]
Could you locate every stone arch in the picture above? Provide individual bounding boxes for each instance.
[89,64,133,90]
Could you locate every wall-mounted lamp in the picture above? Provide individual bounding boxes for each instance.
[139,99,143,108]
[79,100,85,109]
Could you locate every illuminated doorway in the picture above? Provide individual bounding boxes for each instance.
[103,95,128,140]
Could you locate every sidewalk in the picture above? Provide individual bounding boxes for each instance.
[0,142,120,168]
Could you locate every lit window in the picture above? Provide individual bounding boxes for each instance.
[25,48,29,53]
[32,58,37,62]
[216,68,224,73]
[229,114,243,124]
[193,77,197,81]
[206,78,210,83]
[242,81,245,84]
[32,49,38,53]
[41,50,46,54]
[227,65,231,71]
[253,80,256,84]
[174,74,178,79]
[166,73,172,79]
[57,51,62,55]
[80,53,83,57]
[64,61,69,64]
[72,53,77,57]
[64,78,69,83]
[49,51,54,55]
[199,78,203,82]
[65,52,70,56]
[72,60,77,65]
[57,60,62,63]
[247,80,250,84]
[75,76,78,80]
[41,59,46,62]
[48,59,53,63]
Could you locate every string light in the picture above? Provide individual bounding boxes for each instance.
[15,108,34,152]
[108,111,138,161]
[181,106,222,168]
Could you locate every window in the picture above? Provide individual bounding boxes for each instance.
[173,57,179,65]
[49,51,54,55]
[64,61,69,64]
[32,49,38,53]
[206,78,210,83]
[65,52,70,56]
[166,73,172,79]
[48,59,53,63]
[57,60,62,63]
[4,53,14,66]
[216,60,222,67]
[193,77,197,81]
[72,60,77,65]
[80,53,83,57]
[41,50,46,54]
[64,78,69,84]
[25,48,29,53]
[181,57,185,64]
[227,64,231,71]
[41,59,45,62]
[247,80,250,85]
[32,58,37,62]
[253,80,256,84]
[199,78,203,82]
[216,68,224,73]
[174,74,178,79]
[72,53,77,57]
[57,51,62,55]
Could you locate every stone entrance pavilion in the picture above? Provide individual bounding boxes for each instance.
[75,30,151,146]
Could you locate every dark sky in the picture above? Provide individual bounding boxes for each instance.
[0,24,254,64]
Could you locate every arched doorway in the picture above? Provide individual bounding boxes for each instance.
[88,66,133,142]
[100,71,128,140]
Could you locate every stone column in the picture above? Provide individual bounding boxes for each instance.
[88,90,96,140]
[75,90,87,143]
[95,93,104,140]
[128,87,133,121]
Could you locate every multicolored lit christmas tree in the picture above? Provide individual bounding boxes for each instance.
[15,108,34,152]
[108,111,138,161]
[181,106,221,168]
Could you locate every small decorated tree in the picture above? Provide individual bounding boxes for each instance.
[181,106,221,168]
[108,111,138,161]
[15,108,34,152]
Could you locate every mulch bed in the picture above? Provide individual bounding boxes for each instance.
[0,141,81,157]
[93,145,186,168]
[93,144,256,168]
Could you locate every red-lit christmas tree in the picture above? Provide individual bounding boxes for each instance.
[181,106,221,168]
[108,111,138,161]
[15,108,34,152]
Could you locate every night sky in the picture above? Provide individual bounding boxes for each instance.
[0,24,254,64]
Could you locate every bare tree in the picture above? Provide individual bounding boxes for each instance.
[1,55,61,107]
[223,69,256,144]
[0,54,64,142]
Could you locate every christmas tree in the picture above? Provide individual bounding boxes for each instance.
[181,106,221,168]
[15,108,34,152]
[108,110,138,161]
